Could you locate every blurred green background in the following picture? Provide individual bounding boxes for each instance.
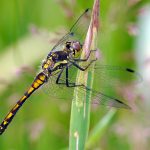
[0,0,150,150]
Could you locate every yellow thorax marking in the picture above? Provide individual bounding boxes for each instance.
[44,64,48,69]
[53,60,67,68]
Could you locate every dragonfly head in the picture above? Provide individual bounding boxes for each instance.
[65,41,82,58]
[71,41,82,58]
[72,41,82,52]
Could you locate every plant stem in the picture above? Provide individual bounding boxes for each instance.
[69,0,100,149]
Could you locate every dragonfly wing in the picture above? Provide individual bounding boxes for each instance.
[74,86,131,109]
[93,64,142,93]
[56,63,141,109]
[50,9,91,53]
[41,61,141,109]
[42,71,75,101]
[89,89,131,109]
[69,8,91,43]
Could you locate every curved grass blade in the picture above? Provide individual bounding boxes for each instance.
[69,0,100,149]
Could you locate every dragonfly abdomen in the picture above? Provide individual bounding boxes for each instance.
[0,72,48,135]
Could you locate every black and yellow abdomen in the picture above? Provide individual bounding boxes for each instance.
[0,72,48,135]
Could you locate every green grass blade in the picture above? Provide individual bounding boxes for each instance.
[86,109,116,149]
[69,0,100,149]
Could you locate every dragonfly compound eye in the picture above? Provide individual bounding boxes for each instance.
[72,41,82,52]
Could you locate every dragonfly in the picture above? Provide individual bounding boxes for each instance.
[0,8,141,135]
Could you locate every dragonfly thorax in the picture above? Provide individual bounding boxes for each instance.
[42,51,69,76]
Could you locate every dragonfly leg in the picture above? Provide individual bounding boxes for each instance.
[56,68,65,84]
[59,59,97,87]
[65,66,76,87]
[56,57,96,87]
[71,59,96,71]
[56,66,75,87]
[56,65,83,87]
[73,50,97,62]
[66,66,89,87]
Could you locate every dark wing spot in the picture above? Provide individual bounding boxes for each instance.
[126,68,135,73]
[115,99,131,109]
[70,32,74,36]
[115,98,124,104]
[85,8,90,12]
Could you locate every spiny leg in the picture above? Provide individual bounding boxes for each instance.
[0,72,48,135]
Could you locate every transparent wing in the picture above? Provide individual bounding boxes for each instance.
[74,86,131,109]
[93,64,142,89]
[50,9,91,53]
[73,64,141,109]
[69,8,91,42]
[43,63,142,109]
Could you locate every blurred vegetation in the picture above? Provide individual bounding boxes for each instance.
[0,0,150,150]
